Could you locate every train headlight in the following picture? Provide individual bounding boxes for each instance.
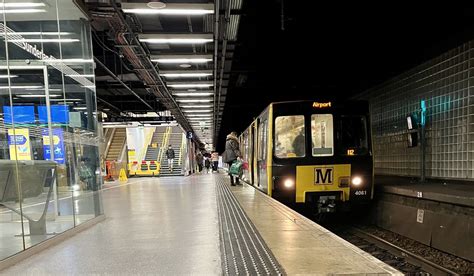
[351,176,362,186]
[283,178,294,188]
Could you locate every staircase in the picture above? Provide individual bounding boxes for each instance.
[144,146,159,161]
[159,126,185,177]
[106,128,126,161]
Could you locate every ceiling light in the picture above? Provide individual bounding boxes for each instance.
[0,85,42,89]
[7,38,79,43]
[8,32,72,36]
[188,89,197,91]
[0,9,45,13]
[17,94,61,98]
[161,73,212,78]
[174,92,213,97]
[155,58,211,64]
[0,3,46,8]
[123,3,213,15]
[66,74,95,78]
[146,1,166,9]
[181,105,212,108]
[183,110,212,113]
[186,114,213,117]
[168,83,212,88]
[179,64,192,68]
[50,98,83,101]
[177,99,212,103]
[139,34,213,44]
[0,75,18,78]
[73,107,87,110]
[140,38,212,44]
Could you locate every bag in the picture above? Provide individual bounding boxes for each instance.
[229,159,243,176]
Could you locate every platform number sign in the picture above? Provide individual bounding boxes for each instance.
[314,167,333,184]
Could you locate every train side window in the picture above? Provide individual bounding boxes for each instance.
[274,115,305,158]
[258,120,267,160]
[311,114,334,156]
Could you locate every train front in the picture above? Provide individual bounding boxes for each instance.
[271,101,373,213]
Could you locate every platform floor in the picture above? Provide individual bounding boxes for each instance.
[376,175,474,207]
[1,174,401,275]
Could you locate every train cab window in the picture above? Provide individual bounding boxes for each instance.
[275,115,305,158]
[258,120,267,160]
[311,114,334,156]
[337,115,369,155]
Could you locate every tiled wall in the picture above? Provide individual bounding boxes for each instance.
[361,42,474,179]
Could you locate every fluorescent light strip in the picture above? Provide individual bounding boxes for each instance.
[0,75,18,78]
[181,105,212,108]
[123,8,213,15]
[0,3,45,8]
[153,58,212,64]
[50,98,83,101]
[0,9,45,13]
[140,38,213,44]
[7,38,79,43]
[8,32,72,36]
[183,110,212,113]
[66,74,95,78]
[17,94,61,98]
[174,93,213,97]
[177,99,212,103]
[0,86,42,89]
[161,73,212,78]
[186,114,213,117]
[74,107,87,110]
[168,84,213,88]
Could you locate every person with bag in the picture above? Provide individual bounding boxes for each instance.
[222,131,242,186]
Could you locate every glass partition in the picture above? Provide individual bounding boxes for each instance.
[0,0,102,260]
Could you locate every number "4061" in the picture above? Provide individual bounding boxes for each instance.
[355,190,367,196]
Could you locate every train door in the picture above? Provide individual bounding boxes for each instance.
[257,114,269,193]
[252,121,258,187]
[248,124,254,185]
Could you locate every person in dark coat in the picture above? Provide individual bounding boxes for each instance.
[166,145,175,172]
[222,131,241,186]
[196,152,204,172]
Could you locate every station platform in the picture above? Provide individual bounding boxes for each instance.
[375,175,474,207]
[1,174,400,275]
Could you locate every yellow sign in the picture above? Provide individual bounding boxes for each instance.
[312,102,332,108]
[296,164,351,203]
[8,128,31,160]
[128,149,136,162]
[43,135,60,146]
[119,168,128,182]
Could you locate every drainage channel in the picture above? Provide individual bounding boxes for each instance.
[215,175,284,276]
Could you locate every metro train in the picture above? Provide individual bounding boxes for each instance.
[239,100,373,213]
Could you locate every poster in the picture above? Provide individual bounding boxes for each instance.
[8,128,32,160]
[42,128,65,164]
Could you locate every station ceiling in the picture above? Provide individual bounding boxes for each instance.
[84,0,245,148]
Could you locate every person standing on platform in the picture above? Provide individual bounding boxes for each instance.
[166,145,175,173]
[196,152,204,173]
[204,156,211,173]
[223,131,241,186]
[211,151,219,172]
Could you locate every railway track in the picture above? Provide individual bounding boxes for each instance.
[340,227,459,275]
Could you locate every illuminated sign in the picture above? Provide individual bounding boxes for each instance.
[347,149,355,156]
[8,128,31,160]
[312,102,332,108]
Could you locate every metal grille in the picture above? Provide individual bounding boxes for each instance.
[359,41,474,179]
[215,175,284,275]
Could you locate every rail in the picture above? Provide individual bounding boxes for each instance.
[350,227,458,275]
[178,133,186,166]
[103,128,116,159]
[157,127,171,165]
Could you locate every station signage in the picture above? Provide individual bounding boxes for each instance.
[42,128,66,164]
[312,102,332,108]
[8,128,31,160]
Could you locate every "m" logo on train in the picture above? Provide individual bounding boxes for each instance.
[314,167,333,184]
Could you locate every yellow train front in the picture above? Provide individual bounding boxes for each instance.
[239,100,373,213]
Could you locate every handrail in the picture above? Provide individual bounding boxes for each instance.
[104,128,116,159]
[178,133,186,166]
[139,127,155,162]
[158,127,171,164]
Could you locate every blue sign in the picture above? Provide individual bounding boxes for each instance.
[420,100,426,126]
[42,128,65,164]
[38,105,69,124]
[3,105,35,124]
[8,134,27,145]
